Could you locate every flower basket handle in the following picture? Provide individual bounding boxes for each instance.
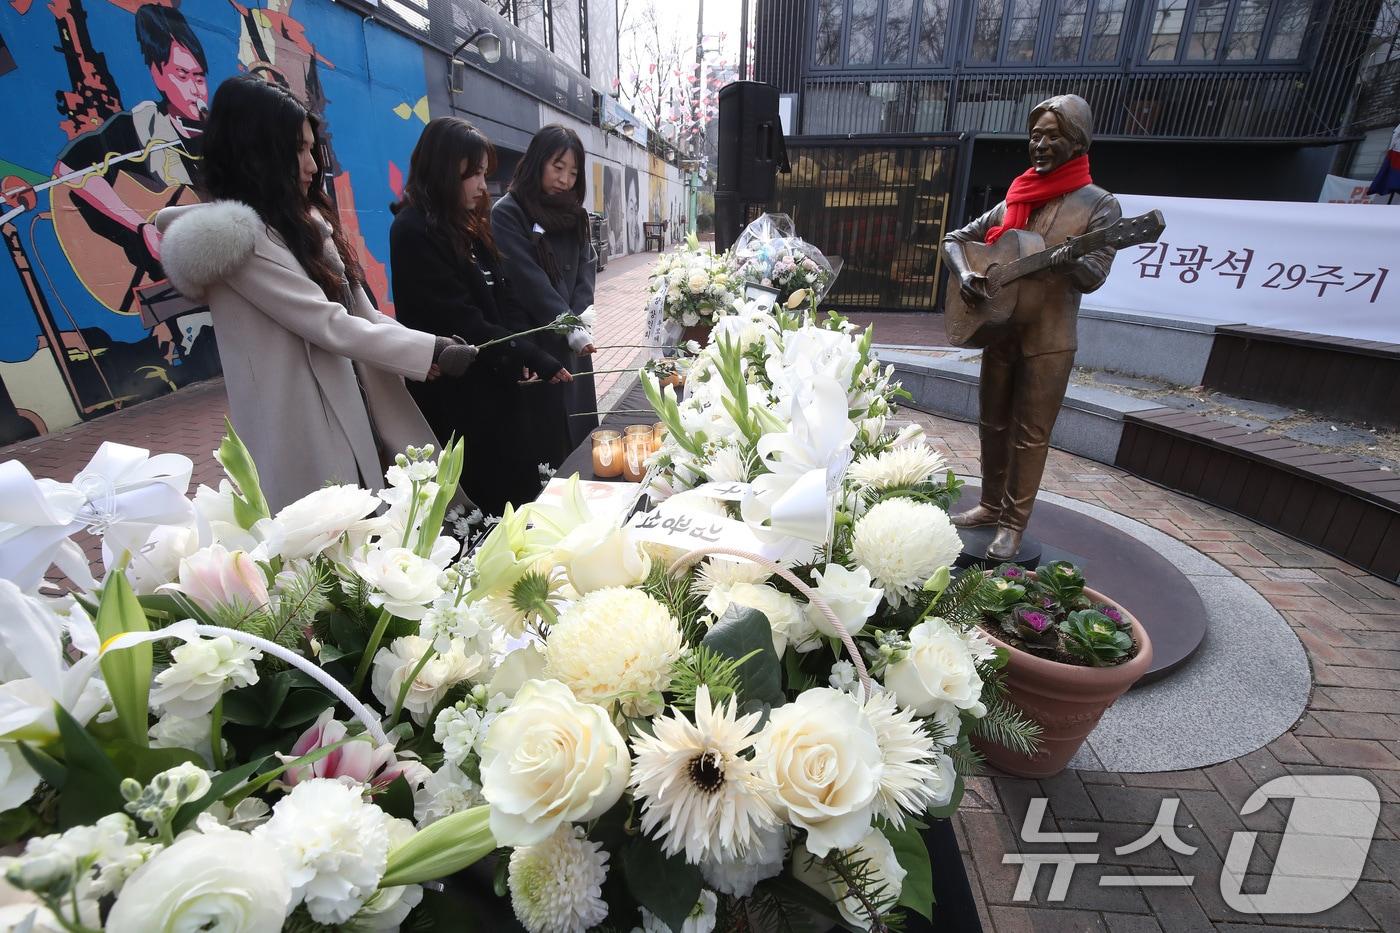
[668,546,872,697]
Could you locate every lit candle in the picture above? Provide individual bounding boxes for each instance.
[591,430,623,478]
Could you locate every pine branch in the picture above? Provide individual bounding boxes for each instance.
[970,684,1043,758]
[641,562,706,642]
[928,567,1000,630]
[668,645,755,712]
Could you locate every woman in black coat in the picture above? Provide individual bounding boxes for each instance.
[491,125,598,467]
[390,117,571,516]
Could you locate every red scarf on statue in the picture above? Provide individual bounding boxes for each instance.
[985,155,1093,244]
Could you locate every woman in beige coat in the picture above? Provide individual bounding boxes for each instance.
[156,76,475,510]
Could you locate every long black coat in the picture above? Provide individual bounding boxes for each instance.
[491,192,599,466]
[389,203,564,516]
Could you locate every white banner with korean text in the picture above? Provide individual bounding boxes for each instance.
[1087,194,1399,343]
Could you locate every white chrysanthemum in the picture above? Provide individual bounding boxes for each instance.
[863,690,953,827]
[703,582,815,656]
[630,686,779,865]
[413,763,484,826]
[507,825,610,933]
[641,889,718,933]
[433,701,486,767]
[848,444,947,491]
[252,778,392,925]
[850,499,962,607]
[698,824,787,897]
[149,635,261,719]
[544,588,683,716]
[692,557,771,595]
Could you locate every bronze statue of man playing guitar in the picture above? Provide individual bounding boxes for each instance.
[942,94,1123,561]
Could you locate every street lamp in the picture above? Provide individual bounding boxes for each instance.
[448,26,502,94]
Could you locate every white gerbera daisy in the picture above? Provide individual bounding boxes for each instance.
[630,686,779,865]
[544,588,683,716]
[862,690,952,827]
[507,825,610,933]
[847,444,947,491]
[850,499,962,607]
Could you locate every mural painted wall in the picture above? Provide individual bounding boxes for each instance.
[0,0,432,446]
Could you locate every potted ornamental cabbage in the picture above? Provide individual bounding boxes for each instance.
[970,561,1152,778]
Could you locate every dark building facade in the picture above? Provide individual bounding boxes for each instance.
[752,0,1383,310]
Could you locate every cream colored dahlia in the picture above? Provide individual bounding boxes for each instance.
[848,443,948,491]
[862,689,953,827]
[850,499,962,607]
[630,685,779,865]
[507,825,610,933]
[544,588,683,716]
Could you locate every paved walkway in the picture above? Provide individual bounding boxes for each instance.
[3,274,1397,930]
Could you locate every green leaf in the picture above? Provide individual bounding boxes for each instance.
[621,833,701,933]
[700,606,784,708]
[755,875,861,933]
[172,756,270,835]
[94,568,152,748]
[925,773,965,820]
[275,689,336,730]
[382,806,495,887]
[107,741,201,785]
[377,774,416,822]
[222,737,359,806]
[0,805,37,843]
[217,417,271,528]
[882,821,935,921]
[54,706,125,829]
[17,742,67,789]
[219,673,293,728]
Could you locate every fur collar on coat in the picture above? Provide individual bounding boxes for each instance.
[155,200,263,302]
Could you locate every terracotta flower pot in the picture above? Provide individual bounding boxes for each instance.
[971,584,1153,778]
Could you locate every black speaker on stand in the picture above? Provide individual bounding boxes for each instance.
[714,80,789,252]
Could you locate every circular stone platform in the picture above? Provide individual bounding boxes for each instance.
[953,481,1311,773]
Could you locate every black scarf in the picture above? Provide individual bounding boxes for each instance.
[511,189,588,286]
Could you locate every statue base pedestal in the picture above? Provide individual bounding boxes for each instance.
[954,525,1043,570]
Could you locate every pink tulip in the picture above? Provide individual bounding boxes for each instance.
[279,708,424,790]
[173,545,270,614]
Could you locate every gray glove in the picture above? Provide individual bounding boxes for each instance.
[433,336,479,378]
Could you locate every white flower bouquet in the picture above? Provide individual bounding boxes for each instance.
[649,234,742,332]
[730,213,837,308]
[0,311,1037,931]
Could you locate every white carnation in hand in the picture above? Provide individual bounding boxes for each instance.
[544,588,682,716]
[252,778,393,925]
[850,498,962,607]
[507,824,610,933]
[149,635,260,719]
[847,443,948,491]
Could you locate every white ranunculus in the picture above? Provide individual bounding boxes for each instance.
[104,829,291,933]
[252,779,393,925]
[257,485,380,560]
[704,582,815,656]
[0,743,39,811]
[149,634,260,719]
[553,520,651,594]
[478,679,630,846]
[792,827,906,931]
[370,636,482,727]
[753,688,883,857]
[355,546,448,621]
[169,544,269,614]
[883,617,987,720]
[806,564,883,640]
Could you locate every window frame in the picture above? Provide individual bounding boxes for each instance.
[1133,0,1320,67]
[808,0,957,70]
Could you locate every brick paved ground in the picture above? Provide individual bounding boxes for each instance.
[4,273,1398,929]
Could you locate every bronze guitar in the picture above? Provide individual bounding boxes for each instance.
[944,209,1166,348]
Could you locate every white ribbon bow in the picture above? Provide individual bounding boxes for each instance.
[0,442,195,591]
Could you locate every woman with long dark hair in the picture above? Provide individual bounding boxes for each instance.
[155,75,471,510]
[390,117,572,515]
[491,124,599,464]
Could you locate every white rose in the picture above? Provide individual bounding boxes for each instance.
[704,582,814,656]
[553,520,652,594]
[883,618,987,720]
[792,828,906,931]
[355,546,448,621]
[487,642,546,698]
[105,829,292,933]
[149,635,260,719]
[371,636,482,726]
[478,679,630,846]
[257,485,380,560]
[686,271,710,294]
[168,544,270,614]
[806,564,883,640]
[753,688,883,856]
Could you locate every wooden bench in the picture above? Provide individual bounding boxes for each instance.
[643,221,667,252]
